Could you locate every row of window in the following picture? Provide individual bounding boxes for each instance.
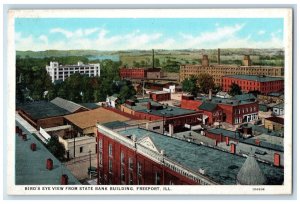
[234,106,257,115]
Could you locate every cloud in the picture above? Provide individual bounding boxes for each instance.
[258,30,266,35]
[15,24,283,51]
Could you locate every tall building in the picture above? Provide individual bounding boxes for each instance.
[46,61,100,83]
[179,53,284,86]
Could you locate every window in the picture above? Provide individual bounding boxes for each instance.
[121,167,125,183]
[137,162,142,175]
[109,144,113,157]
[153,126,160,130]
[155,172,161,185]
[121,151,125,164]
[99,152,103,165]
[80,147,83,153]
[129,171,134,185]
[109,159,113,174]
[128,157,134,170]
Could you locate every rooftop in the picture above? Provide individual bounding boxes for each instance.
[232,93,256,102]
[117,127,283,185]
[17,101,70,120]
[79,103,101,110]
[124,99,197,117]
[15,121,80,185]
[207,128,241,139]
[51,97,88,113]
[224,75,284,82]
[199,102,218,111]
[64,107,130,129]
[273,103,284,109]
[265,116,284,125]
[196,96,255,106]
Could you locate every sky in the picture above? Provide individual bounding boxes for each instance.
[15,18,284,51]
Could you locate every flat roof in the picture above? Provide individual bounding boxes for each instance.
[18,101,71,120]
[15,121,80,185]
[196,96,254,106]
[265,116,284,125]
[64,108,130,129]
[125,99,197,117]
[117,128,283,185]
[224,75,284,82]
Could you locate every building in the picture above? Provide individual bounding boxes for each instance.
[264,116,284,131]
[180,54,284,86]
[149,91,171,102]
[216,91,231,99]
[64,107,132,137]
[181,93,258,125]
[120,98,203,133]
[106,94,119,108]
[222,75,284,95]
[17,101,71,129]
[46,61,100,83]
[15,122,80,185]
[51,97,89,113]
[119,67,162,80]
[96,124,283,185]
[273,103,284,116]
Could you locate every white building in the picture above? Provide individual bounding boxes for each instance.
[46,61,100,83]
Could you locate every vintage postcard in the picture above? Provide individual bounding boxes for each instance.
[6,8,293,195]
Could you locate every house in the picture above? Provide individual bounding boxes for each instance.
[264,116,284,131]
[216,91,231,99]
[106,94,119,108]
[272,103,284,116]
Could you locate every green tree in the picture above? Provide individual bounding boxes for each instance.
[182,75,199,96]
[46,136,66,161]
[229,83,242,96]
[197,73,215,94]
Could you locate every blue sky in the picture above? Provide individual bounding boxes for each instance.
[15,18,284,51]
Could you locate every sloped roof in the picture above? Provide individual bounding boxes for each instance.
[199,102,218,111]
[237,156,267,185]
[64,108,130,129]
[51,97,88,113]
[233,93,256,101]
[265,116,284,125]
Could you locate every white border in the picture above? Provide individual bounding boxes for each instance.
[6,8,293,195]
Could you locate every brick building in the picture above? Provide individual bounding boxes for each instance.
[17,101,71,129]
[222,75,284,95]
[180,54,284,86]
[181,94,258,125]
[96,124,283,185]
[120,67,162,80]
[149,91,171,102]
[120,98,203,132]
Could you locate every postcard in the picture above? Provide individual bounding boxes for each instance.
[6,8,293,195]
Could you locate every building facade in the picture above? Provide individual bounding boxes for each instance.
[181,94,259,125]
[222,75,284,95]
[179,55,284,86]
[149,91,171,102]
[120,67,162,80]
[46,61,100,82]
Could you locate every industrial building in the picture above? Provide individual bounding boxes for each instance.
[46,61,100,83]
[179,50,284,86]
[222,75,284,95]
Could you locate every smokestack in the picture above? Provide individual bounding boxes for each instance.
[152,49,155,68]
[218,48,220,65]
[243,55,251,66]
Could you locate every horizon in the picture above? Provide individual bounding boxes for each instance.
[15,18,284,51]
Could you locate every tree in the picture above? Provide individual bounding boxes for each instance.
[182,75,199,96]
[46,136,66,161]
[229,83,242,96]
[197,73,215,94]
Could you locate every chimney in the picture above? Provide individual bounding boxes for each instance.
[215,140,218,146]
[274,153,280,167]
[16,126,19,134]
[22,133,27,141]
[218,48,220,65]
[30,143,36,151]
[169,124,174,136]
[61,174,69,185]
[202,55,209,66]
[46,158,53,170]
[243,55,251,66]
[147,102,151,110]
[208,89,212,100]
[230,143,236,154]
[152,49,155,68]
[225,136,229,146]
